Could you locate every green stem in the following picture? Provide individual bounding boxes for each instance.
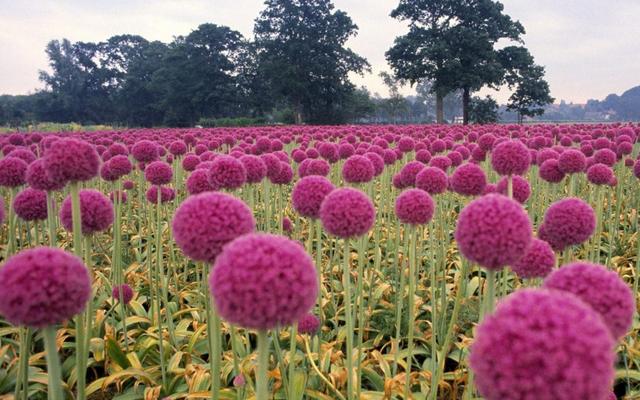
[43,326,63,400]
[288,324,298,399]
[342,239,354,400]
[404,225,417,398]
[256,330,270,400]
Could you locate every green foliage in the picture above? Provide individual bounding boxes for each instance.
[197,117,267,127]
[469,96,499,124]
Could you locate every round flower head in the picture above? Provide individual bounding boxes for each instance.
[450,163,487,196]
[364,152,385,176]
[416,149,432,164]
[292,176,335,219]
[146,186,175,204]
[8,148,36,164]
[496,175,531,204]
[60,189,114,235]
[593,148,617,167]
[544,262,634,340]
[587,163,615,186]
[186,169,215,195]
[131,140,158,162]
[342,155,375,183]
[338,143,355,159]
[301,158,330,177]
[103,155,132,181]
[298,313,321,335]
[210,233,318,330]
[282,216,293,233]
[415,166,448,195]
[44,138,100,184]
[490,140,531,176]
[269,162,293,185]
[123,180,135,190]
[455,194,532,270]
[470,288,614,400]
[182,154,201,172]
[558,149,586,174]
[399,161,426,187]
[0,157,28,187]
[261,153,282,179]
[0,247,91,328]
[112,283,134,305]
[382,149,397,165]
[13,188,47,221]
[169,140,187,156]
[395,188,435,225]
[398,137,415,153]
[429,155,452,172]
[26,159,65,191]
[208,155,246,190]
[539,159,565,183]
[537,148,559,165]
[320,187,375,238]
[511,238,555,279]
[172,192,255,263]
[540,198,595,251]
[239,155,267,184]
[145,161,173,185]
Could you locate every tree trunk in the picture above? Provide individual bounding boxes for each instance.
[436,92,444,124]
[294,99,303,125]
[462,87,471,125]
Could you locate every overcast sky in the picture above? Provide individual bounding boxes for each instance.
[1,0,639,103]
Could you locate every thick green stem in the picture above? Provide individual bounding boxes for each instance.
[404,225,417,398]
[256,330,269,400]
[342,239,354,400]
[288,324,298,399]
[43,326,63,400]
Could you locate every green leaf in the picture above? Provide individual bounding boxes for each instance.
[106,337,131,369]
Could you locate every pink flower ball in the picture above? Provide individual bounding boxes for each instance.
[539,198,595,251]
[399,161,425,187]
[398,137,415,153]
[593,148,617,167]
[382,149,397,165]
[415,166,448,195]
[208,155,246,190]
[544,262,634,340]
[210,233,318,330]
[26,159,64,191]
[342,155,375,183]
[260,153,282,179]
[455,194,532,270]
[415,149,432,164]
[0,247,91,328]
[558,149,586,174]
[429,155,452,172]
[169,140,187,156]
[182,154,201,172]
[364,152,385,176]
[320,187,375,238]
[186,169,215,195]
[511,238,555,279]
[112,283,134,305]
[298,313,321,335]
[470,289,614,400]
[450,163,487,196]
[146,186,175,204]
[0,157,28,187]
[13,188,47,221]
[131,140,158,162]
[123,180,135,190]
[292,176,335,219]
[539,159,565,183]
[239,155,267,184]
[300,158,330,178]
[60,189,114,235]
[269,162,293,185]
[536,148,559,165]
[172,192,255,263]
[7,148,36,164]
[282,216,293,233]
[338,143,355,159]
[145,161,173,185]
[44,138,100,184]
[395,188,435,225]
[587,163,615,186]
[101,155,133,182]
[490,140,531,176]
[496,176,531,204]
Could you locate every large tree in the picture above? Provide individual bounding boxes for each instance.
[254,0,369,124]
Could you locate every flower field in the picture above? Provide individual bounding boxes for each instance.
[0,124,638,400]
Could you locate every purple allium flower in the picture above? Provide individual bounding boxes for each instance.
[26,159,65,191]
[123,180,135,190]
[429,155,452,172]
[270,162,293,185]
[298,313,321,335]
[392,173,407,190]
[292,176,335,219]
[282,216,293,233]
[431,138,446,153]
[0,247,91,328]
[364,152,385,176]
[490,140,531,176]
[543,262,634,340]
[587,163,615,186]
[399,161,426,187]
[169,140,187,156]
[593,149,617,167]
[13,188,47,221]
[109,190,127,204]
[415,166,448,195]
[131,140,158,162]
[447,151,463,167]
[539,159,565,183]
[470,288,614,400]
[449,163,487,196]
[301,158,330,178]
[539,198,595,251]
[260,153,282,179]
[496,176,531,204]
[102,155,132,182]
[145,186,175,204]
[511,238,555,279]
[342,155,375,184]
[478,134,496,151]
[337,143,355,159]
[60,189,114,235]
[172,192,255,263]
[415,149,432,164]
[182,154,201,172]
[536,148,559,165]
[398,137,415,153]
[208,155,246,190]
[44,139,100,184]
[0,157,28,187]
[186,169,214,195]
[455,194,532,270]
[112,283,134,305]
[239,155,267,184]
[320,187,375,238]
[144,161,173,186]
[395,188,435,225]
[319,142,339,163]
[7,148,36,164]
[233,374,246,388]
[210,233,318,330]
[558,149,586,174]
[382,149,397,165]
